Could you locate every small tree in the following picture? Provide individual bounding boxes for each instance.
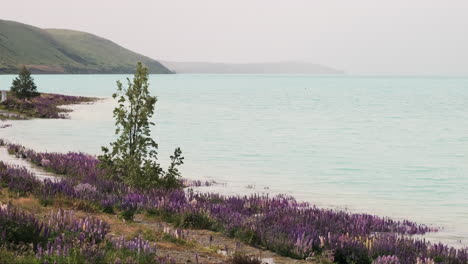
[10,66,39,99]
[99,62,183,189]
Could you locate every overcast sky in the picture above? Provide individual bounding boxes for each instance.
[1,0,467,75]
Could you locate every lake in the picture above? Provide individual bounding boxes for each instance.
[1,74,467,246]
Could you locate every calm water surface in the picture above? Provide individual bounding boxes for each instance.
[1,74,467,246]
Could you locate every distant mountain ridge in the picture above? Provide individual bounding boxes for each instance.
[1,19,342,75]
[161,61,343,74]
[0,20,171,74]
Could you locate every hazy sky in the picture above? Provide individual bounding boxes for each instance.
[1,0,468,75]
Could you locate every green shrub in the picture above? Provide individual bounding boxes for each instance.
[120,208,137,221]
[229,228,261,246]
[334,241,371,264]
[102,204,115,214]
[0,247,39,264]
[38,197,53,207]
[145,208,182,224]
[177,212,214,230]
[229,253,262,264]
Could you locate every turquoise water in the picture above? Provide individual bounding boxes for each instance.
[1,74,467,246]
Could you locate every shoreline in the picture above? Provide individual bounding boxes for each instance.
[192,183,467,249]
[0,92,99,120]
[0,140,466,264]
[0,144,302,264]
[2,140,468,263]
[0,90,468,262]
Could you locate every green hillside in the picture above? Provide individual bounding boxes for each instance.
[0,20,171,74]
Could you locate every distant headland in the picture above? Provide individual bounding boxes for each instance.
[0,19,171,74]
[1,20,342,75]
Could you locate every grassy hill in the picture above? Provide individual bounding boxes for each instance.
[0,20,171,74]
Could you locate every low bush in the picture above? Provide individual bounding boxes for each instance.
[0,205,50,248]
[0,162,39,196]
[120,207,137,221]
[177,211,215,230]
[230,254,262,264]
[334,239,372,264]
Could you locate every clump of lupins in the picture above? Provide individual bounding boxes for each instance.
[1,141,468,264]
[46,209,109,243]
[36,233,73,259]
[0,204,108,251]
[0,203,167,263]
[74,183,98,195]
[155,256,177,264]
[0,93,96,119]
[5,143,106,181]
[110,235,157,255]
[373,255,401,264]
[0,161,40,195]
[0,203,51,248]
[416,257,436,264]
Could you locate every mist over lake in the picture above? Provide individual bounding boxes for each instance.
[1,74,467,247]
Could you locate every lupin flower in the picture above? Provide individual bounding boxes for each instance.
[373,255,401,264]
[110,235,157,255]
